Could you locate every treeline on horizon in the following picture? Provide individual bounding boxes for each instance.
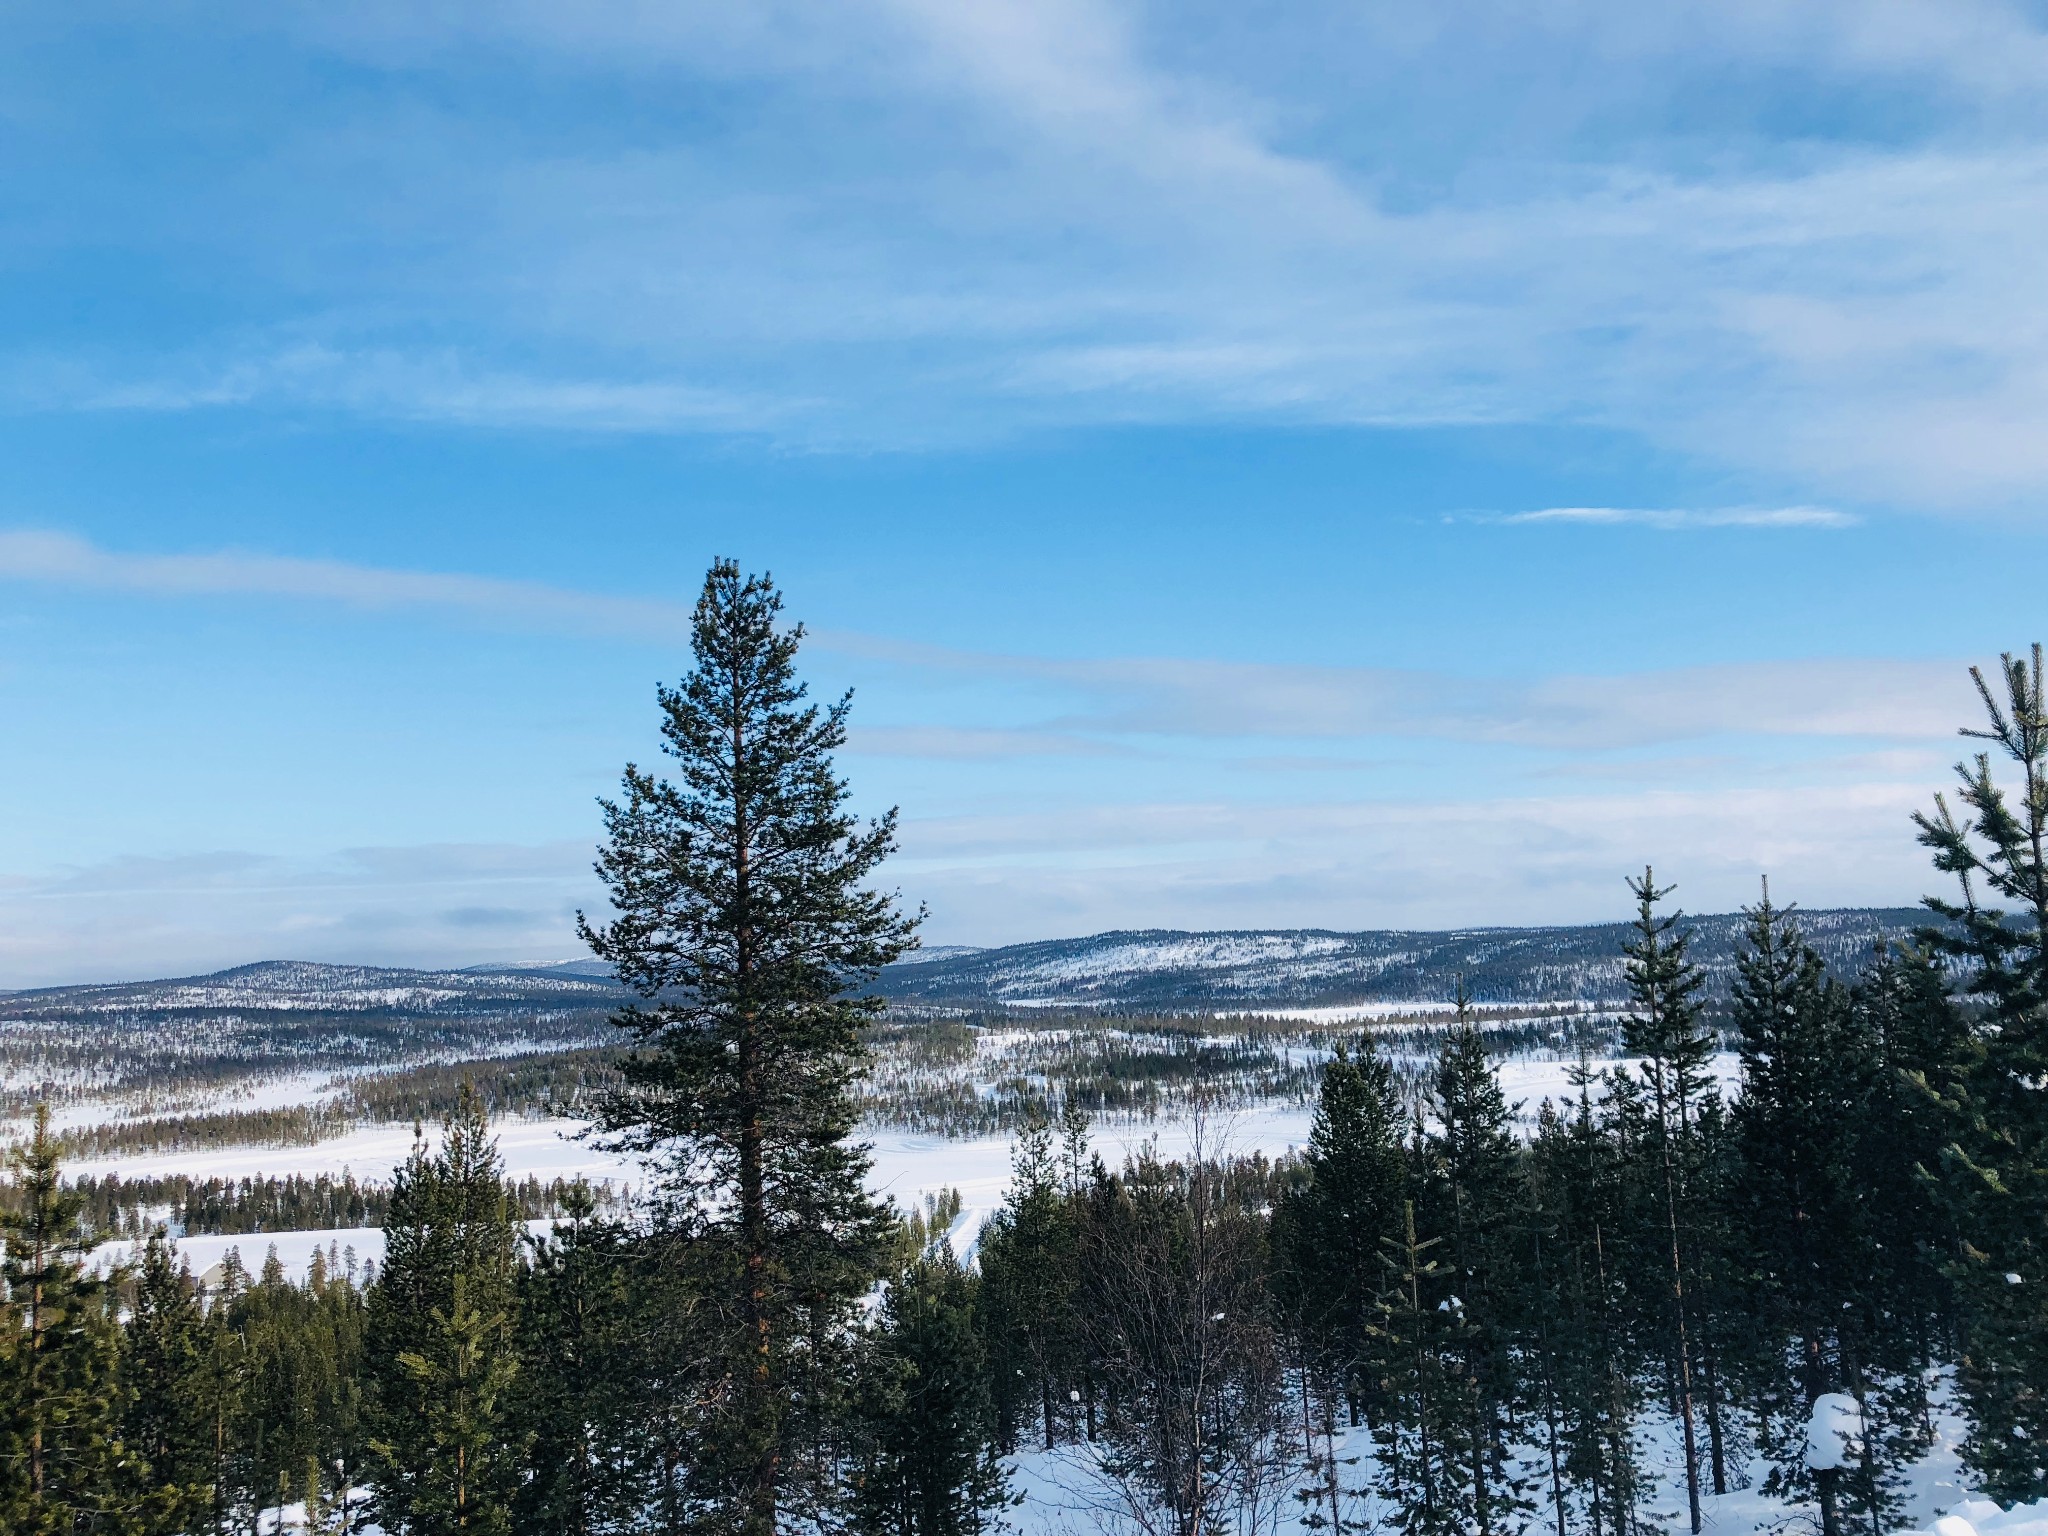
[0,564,2041,1536]
[1,1169,628,1240]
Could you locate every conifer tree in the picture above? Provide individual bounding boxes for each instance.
[1372,1199,1469,1536]
[1730,881,1864,1536]
[1913,646,2048,1501]
[854,1248,1006,1536]
[1619,869,1713,1533]
[1271,1033,1408,1535]
[1525,1063,1642,1536]
[513,1185,657,1536]
[580,560,917,1535]
[1421,1012,1530,1536]
[975,1112,1079,1452]
[1850,939,1966,1322]
[366,1088,520,1536]
[120,1232,212,1532]
[1280,1036,1408,1417]
[192,1262,250,1532]
[0,1103,153,1534]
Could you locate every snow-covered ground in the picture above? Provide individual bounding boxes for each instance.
[69,1054,1745,1284]
[84,1102,1325,1282]
[69,1114,639,1186]
[1003,1383,2042,1536]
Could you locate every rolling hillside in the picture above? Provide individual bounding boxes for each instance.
[876,908,1935,1010]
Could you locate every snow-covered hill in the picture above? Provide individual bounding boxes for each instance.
[878,908,1932,1010]
[0,959,622,1022]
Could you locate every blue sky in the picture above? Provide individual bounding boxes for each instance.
[3,1,2046,984]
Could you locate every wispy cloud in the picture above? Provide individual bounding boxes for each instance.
[15,346,790,436]
[845,725,1131,760]
[894,779,1937,940]
[0,530,1977,752]
[0,529,699,644]
[1499,506,1859,529]
[13,2,2048,501]
[0,842,597,987]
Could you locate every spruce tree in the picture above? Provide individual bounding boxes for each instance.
[854,1249,1006,1536]
[1271,1033,1407,1535]
[512,1185,656,1536]
[120,1232,212,1532]
[0,1103,153,1534]
[1850,939,1966,1325]
[975,1112,1080,1452]
[366,1088,520,1536]
[1729,881,1863,1536]
[1912,646,2048,1501]
[1372,1199,1467,1536]
[1421,1015,1530,1536]
[1619,869,1713,1534]
[580,559,917,1535]
[1525,1063,1643,1536]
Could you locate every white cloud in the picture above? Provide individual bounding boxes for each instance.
[0,529,698,644]
[897,779,1942,942]
[16,345,786,435]
[0,842,599,988]
[0,777,1950,980]
[8,1,2046,503]
[0,529,1983,750]
[1501,506,1858,529]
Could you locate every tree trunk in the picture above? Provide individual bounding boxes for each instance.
[1657,1072,1704,1534]
[732,688,779,1536]
[1701,1347,1727,1495]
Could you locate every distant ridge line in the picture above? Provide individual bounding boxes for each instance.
[1,907,1940,1013]
[874,907,1937,1010]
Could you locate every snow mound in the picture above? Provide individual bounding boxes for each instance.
[1806,1392,1864,1471]
[1914,1498,2048,1536]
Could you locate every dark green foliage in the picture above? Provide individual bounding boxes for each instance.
[854,1248,1006,1536]
[1619,868,1715,1534]
[1418,1010,1532,1536]
[1914,646,2048,1502]
[579,561,917,1536]
[56,1169,619,1242]
[975,1114,1081,1453]
[118,1233,212,1532]
[1729,883,1888,1535]
[510,1185,665,1536]
[1270,1033,1408,1533]
[1274,1036,1407,1413]
[1371,1197,1469,1536]
[0,1103,157,1535]
[1524,1064,1644,1536]
[366,1088,520,1536]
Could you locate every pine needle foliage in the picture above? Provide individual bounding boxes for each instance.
[579,559,919,1536]
[1913,646,2048,1501]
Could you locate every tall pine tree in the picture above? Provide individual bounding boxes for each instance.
[580,559,918,1536]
